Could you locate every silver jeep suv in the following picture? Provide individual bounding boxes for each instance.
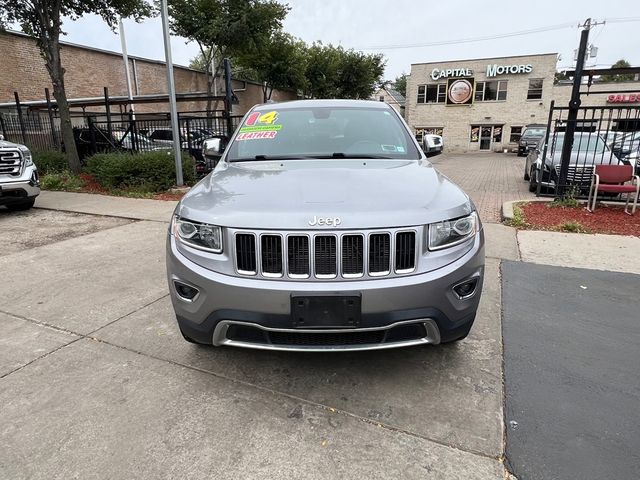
[0,136,40,211]
[166,100,484,351]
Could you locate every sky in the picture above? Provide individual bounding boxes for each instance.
[15,0,640,81]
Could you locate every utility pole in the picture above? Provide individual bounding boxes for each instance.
[119,19,136,119]
[556,18,603,197]
[160,0,183,186]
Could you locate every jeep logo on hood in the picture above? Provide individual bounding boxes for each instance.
[309,216,342,227]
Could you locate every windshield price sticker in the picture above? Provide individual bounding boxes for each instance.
[244,110,279,126]
[236,130,278,141]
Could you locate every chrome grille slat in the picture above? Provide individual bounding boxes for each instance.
[554,165,594,183]
[260,234,283,277]
[395,231,416,273]
[314,235,337,278]
[368,233,391,275]
[342,235,364,277]
[0,150,22,176]
[234,229,417,280]
[287,235,310,277]
[235,233,257,274]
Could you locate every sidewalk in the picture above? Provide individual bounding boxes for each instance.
[35,190,177,222]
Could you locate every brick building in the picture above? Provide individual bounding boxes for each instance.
[0,30,297,116]
[406,53,640,152]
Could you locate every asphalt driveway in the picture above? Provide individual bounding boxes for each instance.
[0,199,508,479]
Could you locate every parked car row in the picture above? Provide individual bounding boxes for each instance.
[523,129,640,193]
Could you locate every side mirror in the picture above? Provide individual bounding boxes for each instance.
[202,136,227,157]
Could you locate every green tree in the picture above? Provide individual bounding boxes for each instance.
[236,32,307,101]
[302,43,386,100]
[392,73,407,97]
[0,0,152,173]
[600,59,634,82]
[335,49,386,99]
[169,0,288,111]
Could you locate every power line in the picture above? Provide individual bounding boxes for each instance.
[354,17,640,51]
[355,23,575,50]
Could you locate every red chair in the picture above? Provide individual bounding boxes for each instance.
[587,164,639,215]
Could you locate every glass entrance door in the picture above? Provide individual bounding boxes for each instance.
[480,126,492,150]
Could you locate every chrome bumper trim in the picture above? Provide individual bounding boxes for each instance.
[212,318,441,352]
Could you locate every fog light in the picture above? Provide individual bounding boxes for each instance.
[453,278,478,299]
[174,281,199,301]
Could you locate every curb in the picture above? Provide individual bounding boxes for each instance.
[501,199,551,221]
[501,198,630,221]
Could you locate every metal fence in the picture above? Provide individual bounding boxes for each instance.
[531,103,640,198]
[0,109,244,162]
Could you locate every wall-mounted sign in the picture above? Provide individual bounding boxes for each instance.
[430,68,473,80]
[486,64,533,77]
[430,64,533,81]
[446,78,474,105]
[607,94,640,103]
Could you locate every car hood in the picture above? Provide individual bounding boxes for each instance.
[0,140,22,149]
[544,151,620,167]
[177,159,473,229]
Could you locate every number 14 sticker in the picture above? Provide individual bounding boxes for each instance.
[245,110,278,126]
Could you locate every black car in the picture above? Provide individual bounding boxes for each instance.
[517,124,547,157]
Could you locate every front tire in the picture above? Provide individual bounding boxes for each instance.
[528,168,538,192]
[6,198,36,211]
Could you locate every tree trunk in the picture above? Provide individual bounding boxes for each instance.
[43,36,81,173]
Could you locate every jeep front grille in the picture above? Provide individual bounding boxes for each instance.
[553,165,594,184]
[0,150,22,176]
[234,229,417,280]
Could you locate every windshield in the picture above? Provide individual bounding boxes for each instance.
[226,106,420,161]
[522,128,546,137]
[550,134,608,153]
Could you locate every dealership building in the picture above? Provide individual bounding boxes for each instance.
[405,53,640,152]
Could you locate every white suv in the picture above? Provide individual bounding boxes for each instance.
[0,135,40,211]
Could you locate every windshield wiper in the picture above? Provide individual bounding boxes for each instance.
[322,153,394,159]
[230,155,311,162]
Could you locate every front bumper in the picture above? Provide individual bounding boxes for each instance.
[167,230,485,351]
[0,166,40,205]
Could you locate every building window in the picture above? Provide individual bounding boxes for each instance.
[417,84,446,104]
[470,126,479,142]
[509,126,523,143]
[527,79,543,100]
[493,126,502,143]
[474,80,508,101]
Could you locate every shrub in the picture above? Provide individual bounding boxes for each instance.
[560,221,588,233]
[33,150,69,175]
[40,171,84,191]
[85,151,194,192]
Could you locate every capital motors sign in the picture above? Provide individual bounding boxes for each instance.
[486,64,533,77]
[607,93,640,103]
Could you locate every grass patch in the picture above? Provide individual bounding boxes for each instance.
[505,202,529,228]
[559,221,590,233]
[40,171,84,191]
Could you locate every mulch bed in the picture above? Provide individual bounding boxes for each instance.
[520,201,640,236]
[76,173,184,201]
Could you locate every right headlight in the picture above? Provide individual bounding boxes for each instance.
[172,216,223,253]
[428,212,478,251]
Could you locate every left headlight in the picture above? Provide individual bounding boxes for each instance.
[428,212,478,251]
[18,146,33,166]
[172,216,223,253]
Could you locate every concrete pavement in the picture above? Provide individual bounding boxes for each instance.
[0,193,516,479]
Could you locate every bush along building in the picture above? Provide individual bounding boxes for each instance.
[405,53,640,152]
